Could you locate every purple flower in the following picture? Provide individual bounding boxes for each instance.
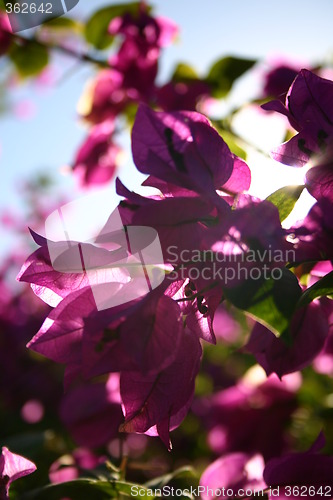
[156,81,211,111]
[0,255,64,414]
[59,374,123,448]
[262,63,300,101]
[208,196,290,255]
[309,265,333,375]
[183,196,293,293]
[82,289,184,379]
[263,70,333,166]
[108,6,177,48]
[263,70,333,202]
[194,371,299,460]
[120,328,202,449]
[212,303,242,343]
[184,287,221,344]
[108,7,177,99]
[200,434,333,500]
[264,433,333,497]
[26,283,184,385]
[305,161,333,202]
[110,39,158,98]
[314,325,333,376]
[0,447,36,500]
[73,120,120,187]
[49,448,103,484]
[199,452,265,500]
[0,14,12,57]
[79,69,133,124]
[131,105,250,206]
[17,229,129,308]
[289,198,333,262]
[222,156,251,194]
[245,302,329,378]
[115,179,219,258]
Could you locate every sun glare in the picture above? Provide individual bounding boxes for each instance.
[233,105,316,226]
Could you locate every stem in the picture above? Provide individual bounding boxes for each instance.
[118,434,128,480]
[10,32,109,68]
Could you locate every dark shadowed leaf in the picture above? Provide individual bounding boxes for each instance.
[39,16,81,30]
[266,185,305,222]
[145,466,197,489]
[20,478,155,499]
[206,56,257,97]
[172,62,199,82]
[297,271,333,308]
[10,41,49,77]
[218,130,247,160]
[224,269,302,337]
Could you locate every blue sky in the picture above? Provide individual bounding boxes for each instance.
[1,0,333,255]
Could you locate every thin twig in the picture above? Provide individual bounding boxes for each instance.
[10,32,109,68]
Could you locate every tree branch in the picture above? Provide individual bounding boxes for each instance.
[10,31,109,68]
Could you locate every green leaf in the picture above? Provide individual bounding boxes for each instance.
[84,2,142,50]
[10,41,49,78]
[224,269,302,337]
[217,129,247,160]
[145,466,196,499]
[40,16,81,31]
[20,478,156,499]
[113,481,158,498]
[172,63,199,82]
[297,271,333,308]
[145,466,196,489]
[20,479,112,500]
[206,56,257,97]
[266,185,305,222]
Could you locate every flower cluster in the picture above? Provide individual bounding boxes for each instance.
[73,4,178,186]
[19,77,333,450]
[263,69,333,203]
[73,3,213,187]
[200,432,333,500]
[2,0,333,495]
